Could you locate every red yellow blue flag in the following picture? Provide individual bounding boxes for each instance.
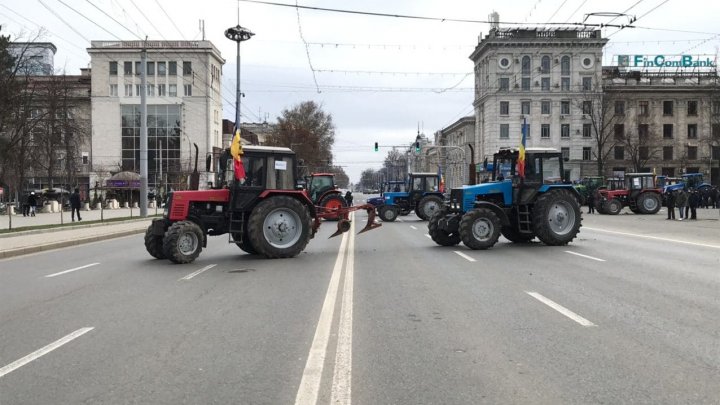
[230,128,246,180]
[517,118,527,179]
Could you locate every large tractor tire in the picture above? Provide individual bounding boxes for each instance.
[501,226,535,243]
[144,224,166,259]
[605,198,623,215]
[247,196,312,259]
[163,221,204,264]
[319,194,347,221]
[378,205,399,222]
[531,189,582,246]
[428,208,461,246]
[416,195,443,221]
[232,231,258,255]
[637,192,661,214]
[459,208,501,250]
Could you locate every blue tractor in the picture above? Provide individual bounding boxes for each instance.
[367,180,407,209]
[428,148,582,250]
[377,172,444,222]
[661,173,711,193]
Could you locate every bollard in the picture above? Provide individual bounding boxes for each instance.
[83,202,90,211]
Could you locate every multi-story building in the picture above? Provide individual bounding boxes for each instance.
[433,116,476,189]
[9,42,57,75]
[87,40,225,192]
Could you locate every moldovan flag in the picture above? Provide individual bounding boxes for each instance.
[517,117,527,179]
[438,166,445,193]
[230,128,246,180]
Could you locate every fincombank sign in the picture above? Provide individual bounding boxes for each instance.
[617,54,716,69]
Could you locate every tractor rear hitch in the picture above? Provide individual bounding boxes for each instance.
[323,203,381,238]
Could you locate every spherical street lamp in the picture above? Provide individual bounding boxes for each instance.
[225,25,254,130]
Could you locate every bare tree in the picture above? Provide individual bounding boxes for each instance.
[578,86,620,176]
[622,126,662,173]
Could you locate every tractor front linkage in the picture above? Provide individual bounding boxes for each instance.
[313,203,381,238]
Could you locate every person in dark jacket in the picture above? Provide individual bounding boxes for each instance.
[344,190,353,206]
[27,191,37,216]
[688,189,700,220]
[586,191,595,214]
[665,190,675,220]
[70,188,82,221]
[21,193,30,216]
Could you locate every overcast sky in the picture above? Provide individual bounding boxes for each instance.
[2,0,720,182]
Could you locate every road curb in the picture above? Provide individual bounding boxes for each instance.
[0,228,146,260]
[0,217,158,238]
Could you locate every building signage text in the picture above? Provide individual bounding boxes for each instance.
[618,54,716,69]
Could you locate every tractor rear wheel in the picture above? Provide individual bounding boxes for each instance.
[248,196,311,259]
[416,195,443,221]
[144,225,166,259]
[501,226,535,243]
[459,208,501,250]
[637,192,661,214]
[428,208,460,246]
[232,231,258,255]
[319,194,347,221]
[532,189,581,246]
[605,198,623,215]
[378,205,399,222]
[163,221,204,264]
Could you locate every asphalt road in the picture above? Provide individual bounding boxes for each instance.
[1,204,719,404]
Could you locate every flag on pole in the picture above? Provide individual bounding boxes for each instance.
[517,117,527,179]
[438,165,445,193]
[230,127,245,180]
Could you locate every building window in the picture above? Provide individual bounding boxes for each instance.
[615,100,625,115]
[583,147,592,160]
[541,100,551,114]
[183,61,192,75]
[541,124,550,138]
[663,100,673,116]
[582,101,592,115]
[500,101,509,115]
[687,100,698,116]
[158,84,166,97]
[713,146,720,160]
[688,124,697,139]
[561,147,569,160]
[614,124,624,140]
[663,124,673,139]
[169,61,177,75]
[500,124,509,139]
[147,84,155,97]
[561,124,570,138]
[82,152,89,165]
[109,84,118,96]
[541,56,551,73]
[663,146,673,161]
[158,62,166,75]
[145,61,154,75]
[521,77,531,91]
[561,77,570,91]
[184,84,192,96]
[124,84,133,97]
[639,146,649,160]
[713,101,720,115]
[123,61,132,75]
[521,56,531,75]
[583,123,592,138]
[582,77,592,91]
[561,101,570,115]
[121,104,182,179]
[109,61,118,75]
[521,101,530,115]
[525,124,530,138]
[135,61,141,75]
[135,85,141,96]
[499,77,509,91]
[713,123,720,140]
[614,146,624,160]
[639,101,649,116]
[687,146,698,160]
[561,56,570,75]
[169,84,177,97]
[541,77,550,91]
[638,124,649,141]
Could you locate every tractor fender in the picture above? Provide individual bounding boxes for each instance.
[259,190,317,217]
[317,189,342,204]
[472,201,510,226]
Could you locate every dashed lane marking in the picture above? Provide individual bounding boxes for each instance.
[179,264,217,281]
[44,263,100,278]
[564,250,606,262]
[454,251,477,262]
[409,225,417,230]
[526,292,596,327]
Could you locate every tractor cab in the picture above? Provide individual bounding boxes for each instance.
[597,172,662,215]
[306,173,335,204]
[377,172,444,222]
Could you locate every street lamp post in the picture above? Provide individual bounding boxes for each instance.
[225,24,254,132]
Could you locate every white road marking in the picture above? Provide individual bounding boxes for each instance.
[425,234,431,239]
[584,227,720,249]
[0,327,94,378]
[295,221,350,405]
[331,214,354,404]
[526,292,596,327]
[179,264,217,281]
[454,251,477,262]
[397,218,404,222]
[564,250,606,262]
[44,263,100,278]
[409,225,418,230]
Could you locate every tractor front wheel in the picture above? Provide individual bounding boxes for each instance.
[637,192,661,214]
[144,225,166,259]
[532,189,582,246]
[247,196,311,259]
[319,194,347,221]
[428,208,460,246]
[378,205,399,222]
[416,195,443,221]
[163,221,204,264]
[605,198,623,215]
[459,208,501,250]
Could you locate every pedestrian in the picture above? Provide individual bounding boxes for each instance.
[688,189,699,220]
[665,190,675,220]
[70,187,82,222]
[344,190,353,206]
[587,191,595,214]
[675,189,687,221]
[27,191,37,216]
[21,193,30,216]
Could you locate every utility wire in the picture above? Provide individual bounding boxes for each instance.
[545,0,568,24]
[152,0,186,40]
[295,0,321,93]
[38,0,92,42]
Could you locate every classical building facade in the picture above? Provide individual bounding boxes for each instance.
[433,116,476,189]
[87,40,225,191]
[9,42,57,75]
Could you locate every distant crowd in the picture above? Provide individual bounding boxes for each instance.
[663,187,719,220]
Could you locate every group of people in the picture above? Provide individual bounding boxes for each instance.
[664,188,708,220]
[20,188,83,221]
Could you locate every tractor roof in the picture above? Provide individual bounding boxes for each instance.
[243,145,294,154]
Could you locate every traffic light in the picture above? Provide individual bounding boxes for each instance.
[374,142,379,152]
[415,141,420,153]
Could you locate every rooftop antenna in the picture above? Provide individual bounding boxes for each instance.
[199,19,205,40]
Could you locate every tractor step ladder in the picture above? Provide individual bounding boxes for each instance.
[517,204,532,233]
[228,212,244,243]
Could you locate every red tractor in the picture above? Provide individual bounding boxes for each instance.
[144,146,379,263]
[305,173,347,221]
[596,173,663,215]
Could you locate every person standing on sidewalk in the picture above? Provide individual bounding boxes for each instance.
[27,191,37,216]
[21,193,30,216]
[675,189,688,221]
[665,190,676,220]
[70,188,82,222]
[688,189,699,220]
[587,191,596,214]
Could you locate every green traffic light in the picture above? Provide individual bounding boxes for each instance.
[374,142,378,151]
